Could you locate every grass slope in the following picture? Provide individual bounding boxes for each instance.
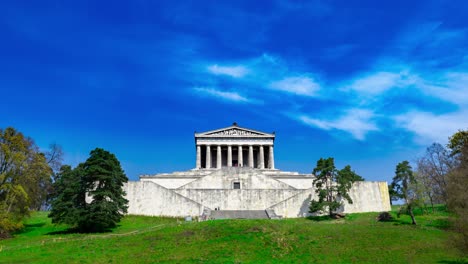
[0,206,466,263]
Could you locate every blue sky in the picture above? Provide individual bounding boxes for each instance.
[1,1,467,182]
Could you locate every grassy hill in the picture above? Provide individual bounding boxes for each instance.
[0,206,466,263]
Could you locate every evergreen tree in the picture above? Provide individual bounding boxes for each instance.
[388,183,401,205]
[392,160,417,225]
[49,165,84,226]
[81,148,128,231]
[49,148,128,232]
[309,158,362,217]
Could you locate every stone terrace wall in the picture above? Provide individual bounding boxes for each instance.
[124,181,204,217]
[174,189,303,210]
[270,181,391,218]
[140,177,199,189]
[342,181,391,213]
[124,177,390,218]
[269,188,315,218]
[177,170,295,190]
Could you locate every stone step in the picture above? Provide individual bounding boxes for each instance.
[210,210,269,219]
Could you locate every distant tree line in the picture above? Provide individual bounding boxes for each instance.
[390,129,468,251]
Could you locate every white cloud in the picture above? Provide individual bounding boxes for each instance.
[345,70,417,95]
[207,64,249,78]
[193,87,251,103]
[394,110,468,145]
[418,72,468,107]
[200,55,323,98]
[269,76,320,96]
[298,109,378,140]
[196,53,468,144]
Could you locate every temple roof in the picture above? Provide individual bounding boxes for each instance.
[195,122,275,138]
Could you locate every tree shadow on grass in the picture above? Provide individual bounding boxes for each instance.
[13,222,46,235]
[306,215,334,222]
[46,227,114,235]
[386,216,452,230]
[426,218,452,230]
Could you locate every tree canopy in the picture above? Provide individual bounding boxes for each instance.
[446,129,468,252]
[0,127,53,237]
[392,161,417,225]
[49,148,128,232]
[448,129,468,156]
[309,158,363,217]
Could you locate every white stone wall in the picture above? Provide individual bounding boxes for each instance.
[274,178,314,189]
[140,178,198,189]
[124,170,391,218]
[175,189,303,210]
[124,181,204,217]
[270,182,392,217]
[269,188,315,218]
[177,169,295,190]
[342,181,391,213]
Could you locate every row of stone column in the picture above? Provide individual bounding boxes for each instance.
[196,145,274,169]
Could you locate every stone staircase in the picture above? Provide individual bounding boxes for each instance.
[209,210,269,219]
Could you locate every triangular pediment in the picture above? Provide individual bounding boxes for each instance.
[195,124,274,138]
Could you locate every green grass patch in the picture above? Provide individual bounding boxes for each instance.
[0,208,466,263]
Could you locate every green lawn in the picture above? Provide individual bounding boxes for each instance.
[0,206,466,263]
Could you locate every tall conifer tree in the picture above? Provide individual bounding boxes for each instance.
[309,158,362,217]
[49,148,128,232]
[392,160,417,225]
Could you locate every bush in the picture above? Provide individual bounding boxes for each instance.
[376,212,393,222]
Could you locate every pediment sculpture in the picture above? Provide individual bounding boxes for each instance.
[208,129,261,136]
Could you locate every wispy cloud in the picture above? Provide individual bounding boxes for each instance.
[193,87,251,103]
[417,72,468,107]
[269,76,320,96]
[344,70,417,95]
[194,51,468,142]
[207,64,249,78]
[201,54,323,98]
[190,17,468,143]
[395,110,468,144]
[297,109,379,140]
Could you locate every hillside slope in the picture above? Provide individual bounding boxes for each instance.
[0,208,465,263]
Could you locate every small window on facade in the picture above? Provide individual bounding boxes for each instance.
[233,182,241,189]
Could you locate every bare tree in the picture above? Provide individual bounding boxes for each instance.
[416,143,456,204]
[415,161,437,212]
[45,143,64,179]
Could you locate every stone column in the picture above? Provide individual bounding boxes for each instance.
[238,146,243,167]
[217,145,222,169]
[268,145,275,169]
[196,145,201,169]
[248,145,254,168]
[259,145,265,169]
[227,145,232,167]
[206,145,211,169]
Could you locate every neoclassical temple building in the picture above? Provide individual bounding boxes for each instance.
[124,123,391,219]
[195,123,275,169]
